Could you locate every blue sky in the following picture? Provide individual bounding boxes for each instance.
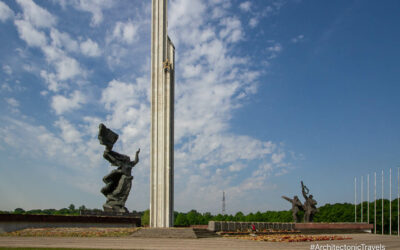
[0,0,399,214]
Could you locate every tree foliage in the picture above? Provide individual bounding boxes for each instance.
[3,199,399,234]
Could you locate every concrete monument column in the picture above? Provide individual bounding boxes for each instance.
[150,0,175,228]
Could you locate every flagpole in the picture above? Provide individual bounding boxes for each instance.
[368,174,370,224]
[374,172,376,234]
[361,175,363,222]
[390,168,392,235]
[355,177,357,223]
[382,170,384,235]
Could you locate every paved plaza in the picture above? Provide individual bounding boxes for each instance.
[0,234,399,249]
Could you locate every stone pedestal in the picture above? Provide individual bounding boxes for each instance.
[150,0,175,228]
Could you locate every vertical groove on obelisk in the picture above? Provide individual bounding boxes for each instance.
[150,0,156,227]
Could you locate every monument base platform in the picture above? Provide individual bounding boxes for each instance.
[0,214,140,233]
[131,228,219,238]
[208,221,373,234]
[294,223,373,234]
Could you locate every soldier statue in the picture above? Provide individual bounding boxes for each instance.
[282,195,304,222]
[301,181,318,222]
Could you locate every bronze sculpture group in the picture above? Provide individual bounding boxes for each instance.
[282,181,318,222]
[98,123,140,213]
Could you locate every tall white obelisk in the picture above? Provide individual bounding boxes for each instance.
[150,0,175,228]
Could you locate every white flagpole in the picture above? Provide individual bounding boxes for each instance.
[390,168,392,235]
[374,172,376,234]
[368,174,370,224]
[355,177,357,222]
[382,170,384,235]
[361,175,363,222]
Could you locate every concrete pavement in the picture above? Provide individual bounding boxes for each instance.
[0,234,399,249]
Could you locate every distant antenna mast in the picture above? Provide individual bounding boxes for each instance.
[222,191,226,215]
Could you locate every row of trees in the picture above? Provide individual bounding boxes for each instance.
[0,204,114,216]
[2,199,398,234]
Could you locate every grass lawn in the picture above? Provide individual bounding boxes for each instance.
[0,248,128,250]
[0,227,140,237]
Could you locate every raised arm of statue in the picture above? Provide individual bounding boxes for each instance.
[282,196,293,203]
[301,182,308,200]
[131,148,140,166]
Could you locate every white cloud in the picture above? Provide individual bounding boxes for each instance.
[170,0,205,27]
[291,34,304,43]
[1,83,12,92]
[268,43,282,52]
[112,21,138,44]
[0,1,14,22]
[51,90,86,114]
[50,28,79,53]
[54,117,83,144]
[15,0,57,28]
[2,65,12,75]
[14,19,47,47]
[55,55,82,81]
[40,70,64,92]
[219,17,243,43]
[14,16,84,84]
[239,1,251,12]
[165,0,290,211]
[5,97,19,107]
[67,0,113,26]
[0,117,104,198]
[229,163,246,172]
[267,42,283,59]
[42,45,83,81]
[13,1,85,93]
[272,152,285,164]
[101,78,148,129]
[80,38,101,57]
[249,17,259,28]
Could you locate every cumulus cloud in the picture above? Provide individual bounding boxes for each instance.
[54,117,83,144]
[40,71,63,92]
[0,1,14,22]
[41,45,83,81]
[80,38,102,57]
[239,1,251,12]
[267,42,283,59]
[50,29,79,53]
[66,0,113,26]
[2,65,12,75]
[14,19,47,48]
[56,55,82,81]
[51,90,86,114]
[5,97,19,107]
[101,78,148,129]
[165,0,290,211]
[268,43,282,52]
[0,116,104,196]
[5,97,20,113]
[112,21,138,44]
[272,152,285,164]
[249,17,259,28]
[219,16,243,43]
[15,0,57,28]
[228,163,245,172]
[291,34,304,43]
